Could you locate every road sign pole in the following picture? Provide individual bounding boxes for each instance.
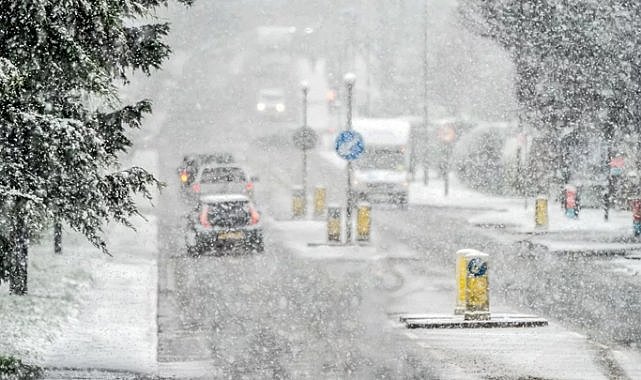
[303,148,308,216]
[347,161,353,243]
[301,81,310,216]
[345,73,355,244]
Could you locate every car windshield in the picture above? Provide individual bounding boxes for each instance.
[354,148,405,171]
[198,153,234,164]
[200,167,246,183]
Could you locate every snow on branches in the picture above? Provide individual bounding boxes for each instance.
[0,0,191,291]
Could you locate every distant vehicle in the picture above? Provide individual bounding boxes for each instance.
[256,88,287,119]
[188,164,257,200]
[178,153,235,191]
[185,194,264,255]
[351,118,412,206]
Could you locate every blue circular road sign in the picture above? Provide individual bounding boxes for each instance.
[335,130,365,161]
[467,258,487,277]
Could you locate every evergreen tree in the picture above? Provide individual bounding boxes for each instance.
[458,0,633,195]
[0,0,192,294]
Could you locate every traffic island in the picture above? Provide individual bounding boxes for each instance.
[399,248,548,329]
[399,313,548,329]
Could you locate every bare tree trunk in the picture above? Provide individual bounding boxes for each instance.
[54,217,62,255]
[9,214,28,295]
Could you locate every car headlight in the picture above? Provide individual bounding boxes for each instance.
[257,103,266,111]
[276,103,285,112]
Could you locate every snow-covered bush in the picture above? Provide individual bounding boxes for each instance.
[0,355,41,380]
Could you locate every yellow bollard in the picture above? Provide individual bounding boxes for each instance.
[464,250,490,321]
[314,186,326,217]
[535,196,548,229]
[356,202,371,242]
[292,186,305,219]
[327,206,341,242]
[454,250,470,315]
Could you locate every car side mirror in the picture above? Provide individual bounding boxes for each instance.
[250,176,259,182]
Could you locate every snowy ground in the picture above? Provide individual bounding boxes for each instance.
[40,215,158,373]
[0,233,93,361]
[409,172,637,241]
[0,216,157,374]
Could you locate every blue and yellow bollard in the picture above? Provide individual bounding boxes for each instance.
[314,186,326,218]
[454,250,469,315]
[292,186,305,219]
[535,196,548,229]
[356,202,371,242]
[464,250,490,321]
[327,206,341,242]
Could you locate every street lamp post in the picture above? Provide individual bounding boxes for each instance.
[422,0,430,186]
[344,73,356,244]
[301,81,309,216]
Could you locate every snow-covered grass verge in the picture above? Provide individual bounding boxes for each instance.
[0,231,94,362]
[0,215,158,374]
[40,216,158,373]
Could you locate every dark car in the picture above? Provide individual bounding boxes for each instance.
[178,153,235,190]
[185,194,264,255]
[188,164,257,200]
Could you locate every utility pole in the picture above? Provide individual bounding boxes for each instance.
[516,0,528,209]
[422,0,430,186]
[344,73,356,244]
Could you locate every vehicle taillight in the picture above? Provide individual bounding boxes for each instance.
[199,206,211,228]
[180,171,189,183]
[249,206,260,225]
[192,183,201,193]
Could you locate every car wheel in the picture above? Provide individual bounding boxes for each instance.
[398,194,408,209]
[187,244,202,257]
[255,239,265,253]
[209,245,225,257]
[247,236,264,253]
